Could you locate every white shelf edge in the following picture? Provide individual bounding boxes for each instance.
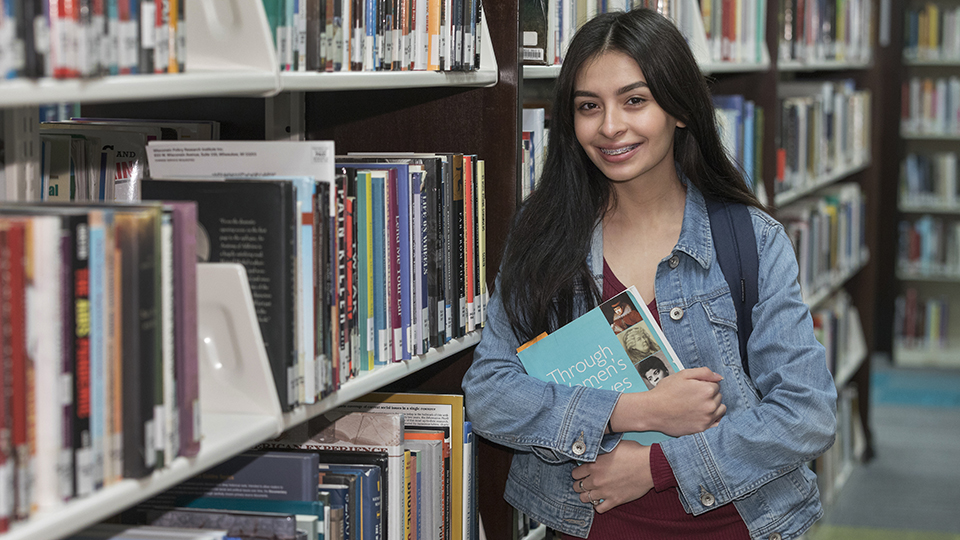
[892,344,960,367]
[777,59,873,72]
[774,161,871,207]
[700,58,771,75]
[899,203,960,214]
[834,348,866,390]
[520,524,548,540]
[803,250,870,309]
[901,130,960,141]
[281,10,498,92]
[281,331,482,431]
[0,71,281,107]
[522,59,771,79]
[896,270,960,283]
[2,413,280,540]
[903,58,960,67]
[522,64,562,79]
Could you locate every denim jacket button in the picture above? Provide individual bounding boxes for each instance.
[699,487,716,507]
[668,255,680,269]
[670,307,684,320]
[769,534,782,540]
[572,432,586,456]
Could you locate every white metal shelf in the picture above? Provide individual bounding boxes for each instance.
[774,161,870,207]
[903,58,960,67]
[893,344,960,368]
[896,270,960,283]
[281,331,481,432]
[520,524,548,540]
[2,262,482,540]
[899,203,960,214]
[0,0,499,107]
[803,249,870,309]
[522,59,770,79]
[901,130,960,141]
[777,59,873,72]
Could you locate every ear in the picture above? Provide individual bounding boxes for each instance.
[676,119,686,129]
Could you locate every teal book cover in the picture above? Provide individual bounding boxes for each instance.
[516,286,684,446]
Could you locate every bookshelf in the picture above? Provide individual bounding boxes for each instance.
[0,1,520,540]
[893,0,960,367]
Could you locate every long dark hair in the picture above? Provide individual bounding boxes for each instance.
[500,8,762,343]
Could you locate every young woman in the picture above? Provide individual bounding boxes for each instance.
[461,8,837,540]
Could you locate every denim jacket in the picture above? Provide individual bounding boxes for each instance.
[462,181,838,539]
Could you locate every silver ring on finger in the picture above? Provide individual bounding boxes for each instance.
[587,491,598,506]
[578,480,584,492]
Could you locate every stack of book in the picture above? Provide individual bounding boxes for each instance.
[268,0,485,72]
[0,199,201,530]
[0,0,185,80]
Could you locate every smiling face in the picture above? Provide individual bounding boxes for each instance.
[573,51,684,187]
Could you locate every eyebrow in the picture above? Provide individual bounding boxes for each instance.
[573,81,649,98]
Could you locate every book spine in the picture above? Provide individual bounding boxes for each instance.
[58,231,75,500]
[173,203,199,457]
[397,169,412,360]
[372,174,389,366]
[423,162,441,347]
[138,0,155,73]
[346,193,359,378]
[361,173,375,371]
[452,155,465,338]
[88,212,106,491]
[441,158,455,341]
[2,224,30,520]
[463,155,474,333]
[477,160,486,328]
[0,226,12,531]
[387,170,402,361]
[415,171,429,354]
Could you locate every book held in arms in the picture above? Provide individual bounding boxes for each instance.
[517,286,684,445]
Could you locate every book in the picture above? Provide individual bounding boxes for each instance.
[160,451,320,502]
[516,286,685,446]
[141,507,301,540]
[350,392,464,540]
[320,463,383,540]
[141,178,299,412]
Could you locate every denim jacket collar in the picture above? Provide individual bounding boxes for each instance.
[588,175,714,286]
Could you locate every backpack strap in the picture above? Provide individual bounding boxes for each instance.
[705,198,759,379]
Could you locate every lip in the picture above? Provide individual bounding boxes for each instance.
[596,143,641,162]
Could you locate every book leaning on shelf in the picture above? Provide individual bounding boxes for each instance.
[517,286,684,446]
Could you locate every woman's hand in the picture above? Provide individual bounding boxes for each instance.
[572,441,652,513]
[612,367,725,437]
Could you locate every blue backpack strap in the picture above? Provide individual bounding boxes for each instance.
[705,198,759,379]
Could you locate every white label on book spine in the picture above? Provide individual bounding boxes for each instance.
[393,328,403,361]
[0,462,12,516]
[141,2,157,48]
[58,449,73,500]
[144,419,156,468]
[155,24,170,69]
[287,366,297,406]
[60,373,73,405]
[34,16,50,54]
[121,21,138,69]
[379,329,389,364]
[154,405,165,451]
[523,31,538,46]
[367,317,375,351]
[192,399,201,442]
[76,447,94,496]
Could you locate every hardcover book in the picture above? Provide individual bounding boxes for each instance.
[516,286,685,446]
[141,178,298,411]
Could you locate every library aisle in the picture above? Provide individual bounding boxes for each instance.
[808,355,960,540]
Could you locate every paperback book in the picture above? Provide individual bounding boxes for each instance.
[516,286,684,446]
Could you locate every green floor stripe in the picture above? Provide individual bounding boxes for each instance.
[809,525,960,540]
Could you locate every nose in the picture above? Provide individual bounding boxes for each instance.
[600,106,626,139]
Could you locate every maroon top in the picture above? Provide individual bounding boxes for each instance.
[560,261,750,539]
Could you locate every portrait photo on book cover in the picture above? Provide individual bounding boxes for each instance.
[601,291,677,390]
[601,292,645,335]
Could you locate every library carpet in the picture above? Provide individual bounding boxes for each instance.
[807,357,960,540]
